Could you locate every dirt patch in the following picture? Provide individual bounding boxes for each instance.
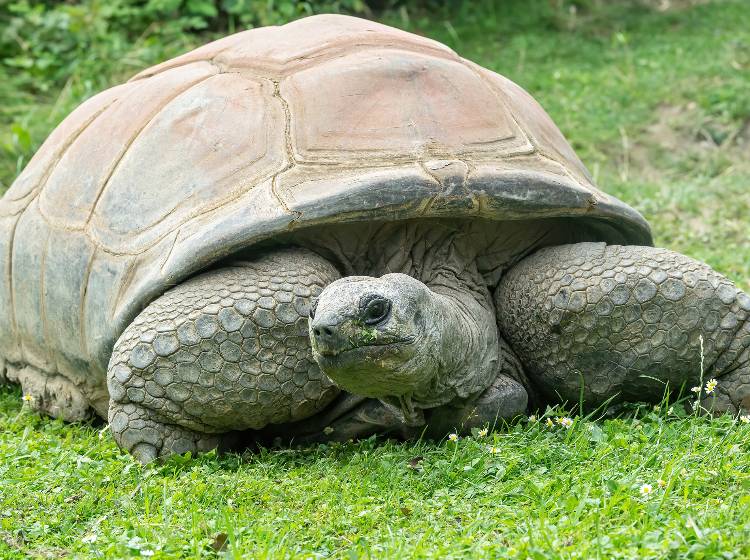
[638,0,711,11]
[627,103,749,182]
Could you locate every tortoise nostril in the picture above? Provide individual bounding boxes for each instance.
[312,322,341,347]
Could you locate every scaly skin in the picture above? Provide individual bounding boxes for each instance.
[497,242,750,412]
[107,248,340,462]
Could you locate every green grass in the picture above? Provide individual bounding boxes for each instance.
[3,389,750,559]
[2,1,750,558]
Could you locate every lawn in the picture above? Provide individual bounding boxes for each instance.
[1,1,749,558]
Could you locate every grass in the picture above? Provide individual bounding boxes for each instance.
[2,0,750,558]
[3,391,750,559]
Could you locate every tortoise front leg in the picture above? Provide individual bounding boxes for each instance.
[107,248,341,463]
[496,243,750,412]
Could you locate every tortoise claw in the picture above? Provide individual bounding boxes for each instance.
[131,442,158,465]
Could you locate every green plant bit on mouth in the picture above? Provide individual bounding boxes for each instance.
[359,326,379,345]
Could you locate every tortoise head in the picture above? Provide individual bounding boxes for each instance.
[308,274,443,399]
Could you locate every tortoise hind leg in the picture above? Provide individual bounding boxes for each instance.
[701,339,750,414]
[7,364,91,421]
[107,248,341,463]
[496,242,750,412]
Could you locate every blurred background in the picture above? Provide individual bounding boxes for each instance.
[1,0,748,288]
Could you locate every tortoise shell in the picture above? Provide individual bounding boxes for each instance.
[0,14,651,414]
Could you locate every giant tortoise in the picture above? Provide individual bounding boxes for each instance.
[2,15,748,462]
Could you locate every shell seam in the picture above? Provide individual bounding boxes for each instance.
[270,79,301,223]
[78,246,97,362]
[38,228,56,372]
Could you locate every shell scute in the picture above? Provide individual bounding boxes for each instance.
[39,61,218,232]
[90,73,285,254]
[11,200,53,370]
[281,49,529,163]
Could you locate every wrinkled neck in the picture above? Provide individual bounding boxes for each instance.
[389,249,500,420]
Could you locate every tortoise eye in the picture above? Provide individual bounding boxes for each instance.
[360,296,391,326]
[309,298,318,320]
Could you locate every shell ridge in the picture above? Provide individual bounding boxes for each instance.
[219,41,459,78]
[128,30,255,82]
[415,160,448,217]
[159,230,181,272]
[136,36,460,83]
[111,258,139,329]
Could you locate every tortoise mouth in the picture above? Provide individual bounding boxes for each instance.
[312,337,421,397]
[314,336,416,359]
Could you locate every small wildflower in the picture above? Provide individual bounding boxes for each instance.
[477,428,488,437]
[690,386,702,394]
[691,400,700,411]
[322,426,334,435]
[487,445,501,454]
[704,379,717,394]
[668,407,674,415]
[640,483,653,496]
[558,417,574,429]
[528,415,537,423]
[657,479,667,489]
[22,394,34,403]
[740,415,750,424]
[81,534,98,544]
[140,551,155,558]
[448,433,459,443]
[545,418,554,427]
